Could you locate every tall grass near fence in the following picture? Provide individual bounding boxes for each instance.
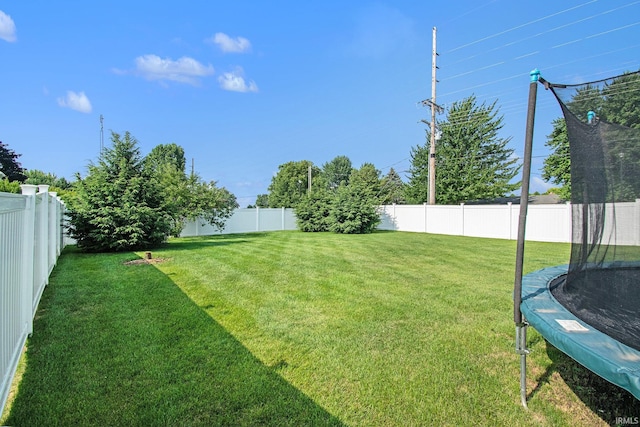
[4,231,639,426]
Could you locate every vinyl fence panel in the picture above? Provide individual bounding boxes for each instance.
[0,185,65,415]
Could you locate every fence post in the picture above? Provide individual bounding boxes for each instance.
[20,185,37,335]
[47,191,57,274]
[255,207,260,232]
[37,185,50,286]
[508,202,513,240]
[423,203,428,233]
[460,203,465,236]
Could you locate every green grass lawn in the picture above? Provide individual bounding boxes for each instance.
[3,231,638,426]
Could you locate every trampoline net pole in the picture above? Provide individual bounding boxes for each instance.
[514,69,540,408]
[514,68,539,326]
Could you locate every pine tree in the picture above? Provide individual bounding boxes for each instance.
[406,95,520,204]
[381,168,405,205]
[67,131,171,252]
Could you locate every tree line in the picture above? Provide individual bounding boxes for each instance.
[0,95,529,245]
[4,74,637,248]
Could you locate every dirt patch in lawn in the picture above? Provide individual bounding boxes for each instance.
[124,257,171,266]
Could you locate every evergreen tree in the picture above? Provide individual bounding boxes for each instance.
[295,187,333,232]
[67,131,171,252]
[295,161,383,234]
[380,168,405,205]
[404,142,429,204]
[350,163,381,200]
[406,95,519,204]
[542,118,571,201]
[328,182,380,234]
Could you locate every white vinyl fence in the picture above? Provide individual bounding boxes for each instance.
[180,207,297,237]
[1,185,65,415]
[181,203,575,242]
[378,202,574,243]
[182,200,640,245]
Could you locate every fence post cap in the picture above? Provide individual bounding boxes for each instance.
[20,184,38,195]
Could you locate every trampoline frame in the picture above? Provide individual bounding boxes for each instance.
[521,264,640,401]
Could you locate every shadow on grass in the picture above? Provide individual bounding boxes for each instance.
[529,341,640,425]
[5,247,344,427]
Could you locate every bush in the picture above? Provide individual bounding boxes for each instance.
[0,179,21,193]
[327,184,380,234]
[295,189,332,232]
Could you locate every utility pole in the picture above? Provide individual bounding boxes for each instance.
[308,165,312,195]
[421,27,443,205]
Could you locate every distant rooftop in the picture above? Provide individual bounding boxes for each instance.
[465,194,565,205]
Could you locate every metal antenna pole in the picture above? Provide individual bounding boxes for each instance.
[100,114,104,154]
[514,68,540,409]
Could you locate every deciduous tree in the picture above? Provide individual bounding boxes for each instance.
[267,160,318,208]
[321,155,353,190]
[542,71,640,200]
[143,143,238,236]
[0,141,27,182]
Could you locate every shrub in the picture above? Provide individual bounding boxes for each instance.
[295,189,332,232]
[327,184,380,234]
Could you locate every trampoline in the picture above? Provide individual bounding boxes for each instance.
[514,69,640,406]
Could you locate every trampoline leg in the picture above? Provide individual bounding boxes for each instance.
[516,323,530,408]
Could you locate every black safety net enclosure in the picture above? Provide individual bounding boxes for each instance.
[547,71,640,352]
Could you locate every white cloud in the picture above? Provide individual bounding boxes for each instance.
[57,91,92,113]
[218,68,258,93]
[0,10,17,42]
[133,54,214,85]
[207,32,251,53]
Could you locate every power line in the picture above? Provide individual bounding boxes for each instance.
[444,0,599,54]
[444,1,640,68]
[552,20,640,48]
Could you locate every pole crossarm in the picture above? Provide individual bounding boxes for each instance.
[421,99,444,114]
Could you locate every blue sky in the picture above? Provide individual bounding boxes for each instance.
[1,1,639,206]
